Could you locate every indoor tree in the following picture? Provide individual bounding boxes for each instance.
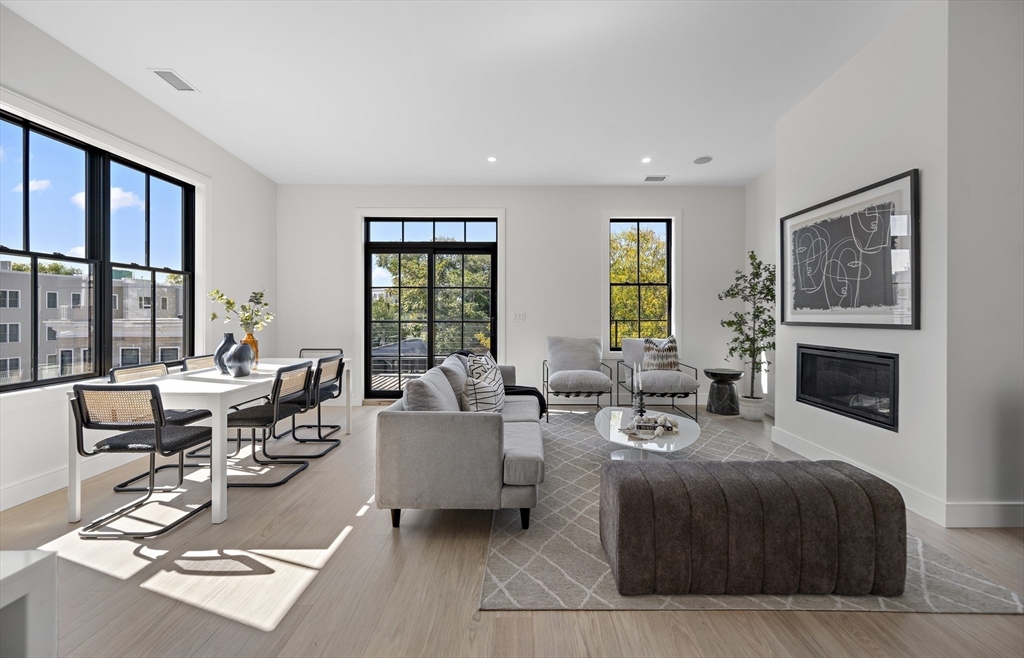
[718,250,776,400]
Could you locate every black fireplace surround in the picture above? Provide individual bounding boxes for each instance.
[796,344,899,431]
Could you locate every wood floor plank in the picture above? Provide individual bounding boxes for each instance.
[1,404,1021,658]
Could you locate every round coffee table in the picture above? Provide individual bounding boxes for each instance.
[594,407,700,462]
[703,368,744,415]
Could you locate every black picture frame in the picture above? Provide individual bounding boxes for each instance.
[780,169,920,329]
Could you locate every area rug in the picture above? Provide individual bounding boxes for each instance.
[479,410,1024,614]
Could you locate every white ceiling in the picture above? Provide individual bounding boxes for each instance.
[3,1,916,186]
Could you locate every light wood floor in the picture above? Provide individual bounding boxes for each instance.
[1,404,1021,658]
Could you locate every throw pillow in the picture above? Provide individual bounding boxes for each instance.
[462,353,505,412]
[438,354,469,410]
[642,335,679,371]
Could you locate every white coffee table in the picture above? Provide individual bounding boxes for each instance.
[594,407,700,461]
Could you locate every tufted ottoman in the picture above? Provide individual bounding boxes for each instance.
[599,460,906,596]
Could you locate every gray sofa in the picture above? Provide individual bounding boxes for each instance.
[375,355,544,530]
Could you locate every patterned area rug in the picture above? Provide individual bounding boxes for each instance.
[479,410,1024,613]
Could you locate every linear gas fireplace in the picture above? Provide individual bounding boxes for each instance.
[796,344,899,431]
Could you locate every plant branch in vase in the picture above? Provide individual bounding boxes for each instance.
[718,251,776,421]
[210,289,274,366]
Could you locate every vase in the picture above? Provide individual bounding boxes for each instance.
[241,332,259,366]
[213,332,236,374]
[224,343,255,377]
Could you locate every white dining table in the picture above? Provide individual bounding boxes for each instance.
[67,357,353,525]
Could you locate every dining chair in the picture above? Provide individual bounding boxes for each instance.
[276,349,344,451]
[108,362,213,492]
[71,383,212,538]
[182,354,216,371]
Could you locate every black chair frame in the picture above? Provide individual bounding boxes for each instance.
[275,353,344,452]
[615,361,700,422]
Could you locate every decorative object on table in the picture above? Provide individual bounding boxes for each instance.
[641,335,679,370]
[630,362,646,417]
[623,412,680,439]
[209,289,274,366]
[780,169,919,329]
[718,251,776,422]
[223,343,255,377]
[703,368,744,415]
[213,332,237,375]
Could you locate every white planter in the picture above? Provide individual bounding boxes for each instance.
[738,396,765,422]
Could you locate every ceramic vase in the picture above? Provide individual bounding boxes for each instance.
[213,332,236,374]
[224,343,255,378]
[241,332,259,366]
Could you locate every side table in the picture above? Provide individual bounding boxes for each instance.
[703,368,744,415]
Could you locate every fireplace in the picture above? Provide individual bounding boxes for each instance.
[796,344,899,431]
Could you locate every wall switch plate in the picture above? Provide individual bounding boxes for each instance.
[512,312,526,322]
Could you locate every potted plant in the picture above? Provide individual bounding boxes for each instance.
[718,251,776,421]
[210,289,274,366]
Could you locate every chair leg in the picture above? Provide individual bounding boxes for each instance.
[276,403,342,442]
[185,433,243,459]
[391,509,401,528]
[228,429,308,488]
[81,454,211,539]
[269,414,339,458]
[545,389,550,423]
[113,452,199,493]
[520,508,530,530]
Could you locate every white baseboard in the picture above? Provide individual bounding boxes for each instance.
[765,402,775,418]
[945,502,1024,528]
[771,426,948,526]
[0,453,144,512]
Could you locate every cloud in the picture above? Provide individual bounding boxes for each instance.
[13,179,50,193]
[68,246,86,258]
[71,191,85,209]
[111,187,144,212]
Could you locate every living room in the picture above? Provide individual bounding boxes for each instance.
[0,1,1021,657]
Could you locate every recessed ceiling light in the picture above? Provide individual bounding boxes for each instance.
[641,157,651,164]
[694,156,713,165]
[487,157,497,163]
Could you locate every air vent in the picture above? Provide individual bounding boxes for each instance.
[151,69,198,92]
[644,175,668,182]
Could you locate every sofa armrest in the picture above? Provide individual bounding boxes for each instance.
[498,365,516,387]
[375,411,504,510]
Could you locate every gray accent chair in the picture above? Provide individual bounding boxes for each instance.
[375,356,543,530]
[542,336,613,422]
[615,337,700,421]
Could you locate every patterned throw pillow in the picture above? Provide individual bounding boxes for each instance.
[642,336,679,371]
[462,353,505,412]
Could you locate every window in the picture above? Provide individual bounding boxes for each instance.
[0,111,195,391]
[0,323,20,343]
[160,296,168,311]
[609,219,671,350]
[119,347,141,367]
[0,357,21,383]
[365,218,498,398]
[158,346,179,362]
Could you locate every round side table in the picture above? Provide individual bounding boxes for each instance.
[703,368,744,415]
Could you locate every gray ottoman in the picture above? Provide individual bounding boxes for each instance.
[599,460,906,596]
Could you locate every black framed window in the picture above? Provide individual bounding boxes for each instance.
[0,110,195,391]
[365,218,497,398]
[609,219,671,350]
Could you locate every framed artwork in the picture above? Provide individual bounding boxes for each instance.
[780,169,919,329]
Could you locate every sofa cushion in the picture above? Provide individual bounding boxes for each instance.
[404,367,461,412]
[549,369,612,393]
[463,353,505,412]
[629,369,699,394]
[642,335,679,371]
[500,397,540,423]
[547,336,601,373]
[503,422,545,485]
[438,354,469,408]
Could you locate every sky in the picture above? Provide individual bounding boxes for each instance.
[0,119,183,269]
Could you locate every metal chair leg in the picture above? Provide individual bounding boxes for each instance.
[227,429,308,488]
[276,403,342,442]
[185,432,243,459]
[113,452,201,493]
[270,413,339,458]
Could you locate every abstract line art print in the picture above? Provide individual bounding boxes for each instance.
[781,170,919,328]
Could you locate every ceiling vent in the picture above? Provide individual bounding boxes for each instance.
[151,69,198,92]
[644,175,668,182]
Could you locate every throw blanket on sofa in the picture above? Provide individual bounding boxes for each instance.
[505,386,546,418]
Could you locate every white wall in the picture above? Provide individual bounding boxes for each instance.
[744,165,776,413]
[276,185,746,403]
[772,1,951,523]
[0,7,278,510]
[945,0,1024,526]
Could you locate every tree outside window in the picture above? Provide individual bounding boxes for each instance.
[609,220,671,349]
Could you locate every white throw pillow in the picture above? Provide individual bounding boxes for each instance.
[462,353,505,412]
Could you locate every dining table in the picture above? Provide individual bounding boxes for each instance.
[66,356,353,525]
